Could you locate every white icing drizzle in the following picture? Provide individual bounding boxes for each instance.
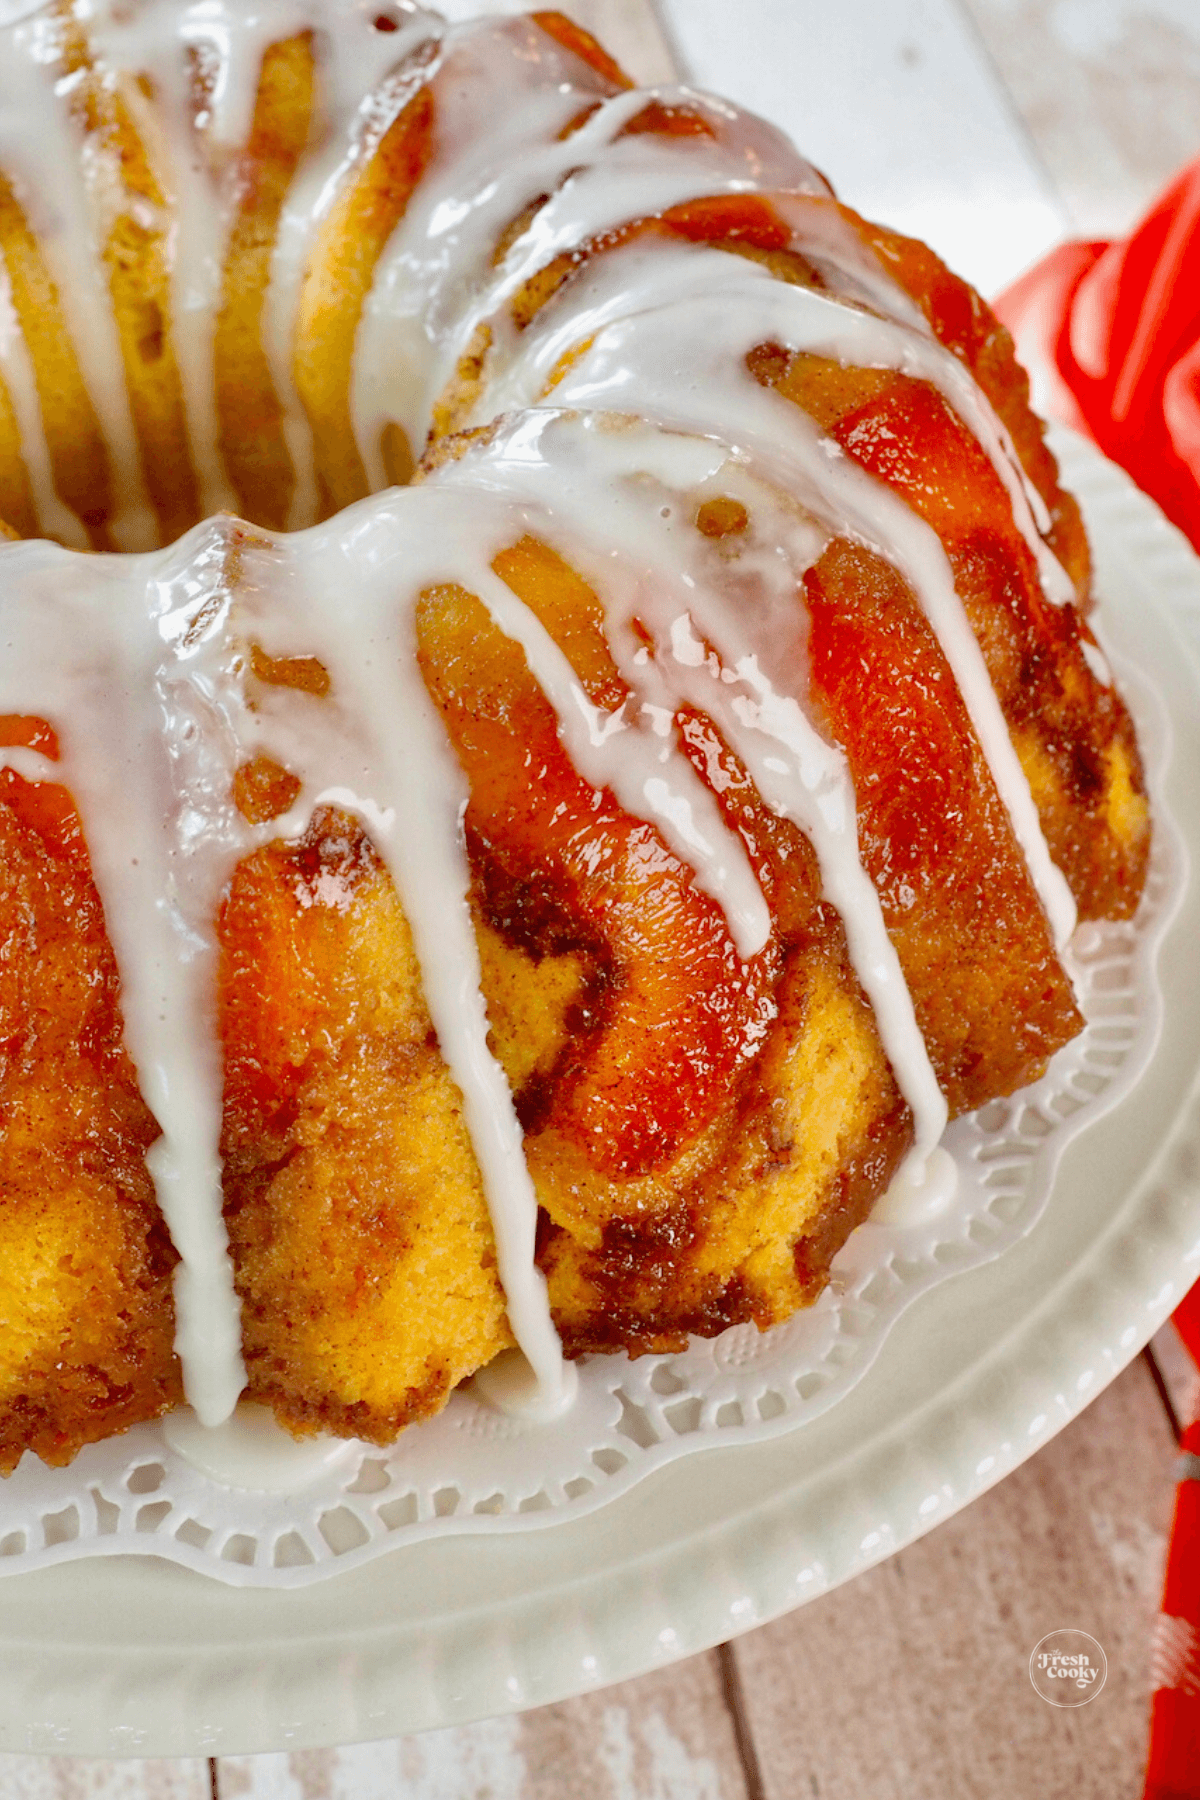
[0,4,1086,1441]
[0,6,159,548]
[462,559,770,960]
[502,260,1076,950]
[427,411,948,1172]
[354,71,825,469]
[871,1143,958,1226]
[471,1347,578,1425]
[0,532,251,1423]
[0,258,86,547]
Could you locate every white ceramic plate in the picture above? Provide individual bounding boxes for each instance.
[1,433,1198,1759]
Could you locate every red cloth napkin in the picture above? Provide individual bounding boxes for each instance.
[1144,1292,1200,1800]
[994,161,1200,1798]
[995,155,1200,553]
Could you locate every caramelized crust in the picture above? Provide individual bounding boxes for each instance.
[218,808,511,1442]
[806,537,1081,1111]
[292,57,437,518]
[409,549,916,1346]
[416,575,782,1180]
[749,347,1150,918]
[52,0,202,544]
[215,33,315,531]
[529,12,632,90]
[0,769,180,1472]
[844,207,1091,599]
[537,936,912,1353]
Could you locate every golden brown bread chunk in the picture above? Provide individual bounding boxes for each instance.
[219,808,512,1441]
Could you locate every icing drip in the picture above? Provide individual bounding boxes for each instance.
[463,559,770,961]
[163,1401,358,1489]
[0,534,250,1423]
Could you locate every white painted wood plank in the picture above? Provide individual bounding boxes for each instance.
[728,1356,1173,1799]
[0,1758,210,1799]
[511,1658,747,1800]
[654,0,1068,295]
[215,1652,749,1798]
[436,0,679,82]
[215,1722,526,1800]
[960,0,1200,240]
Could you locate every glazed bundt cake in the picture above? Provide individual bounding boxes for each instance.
[0,1,1150,1470]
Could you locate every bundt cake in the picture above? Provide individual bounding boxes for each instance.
[0,0,1150,1472]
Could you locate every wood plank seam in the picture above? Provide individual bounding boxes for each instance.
[1144,1342,1185,1442]
[717,1638,768,1800]
[642,0,688,82]
[946,0,1066,221]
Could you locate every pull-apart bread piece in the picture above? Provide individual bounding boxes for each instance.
[0,3,1149,1469]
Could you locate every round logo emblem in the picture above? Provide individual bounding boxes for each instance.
[1029,1630,1107,1706]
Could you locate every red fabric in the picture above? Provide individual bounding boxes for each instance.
[994,156,1200,553]
[1177,1286,1200,1371]
[1145,1417,1200,1800]
[994,161,1200,1799]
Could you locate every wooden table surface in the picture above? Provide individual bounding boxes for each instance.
[4,0,1199,1792]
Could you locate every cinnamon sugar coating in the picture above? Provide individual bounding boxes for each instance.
[0,770,180,1472]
